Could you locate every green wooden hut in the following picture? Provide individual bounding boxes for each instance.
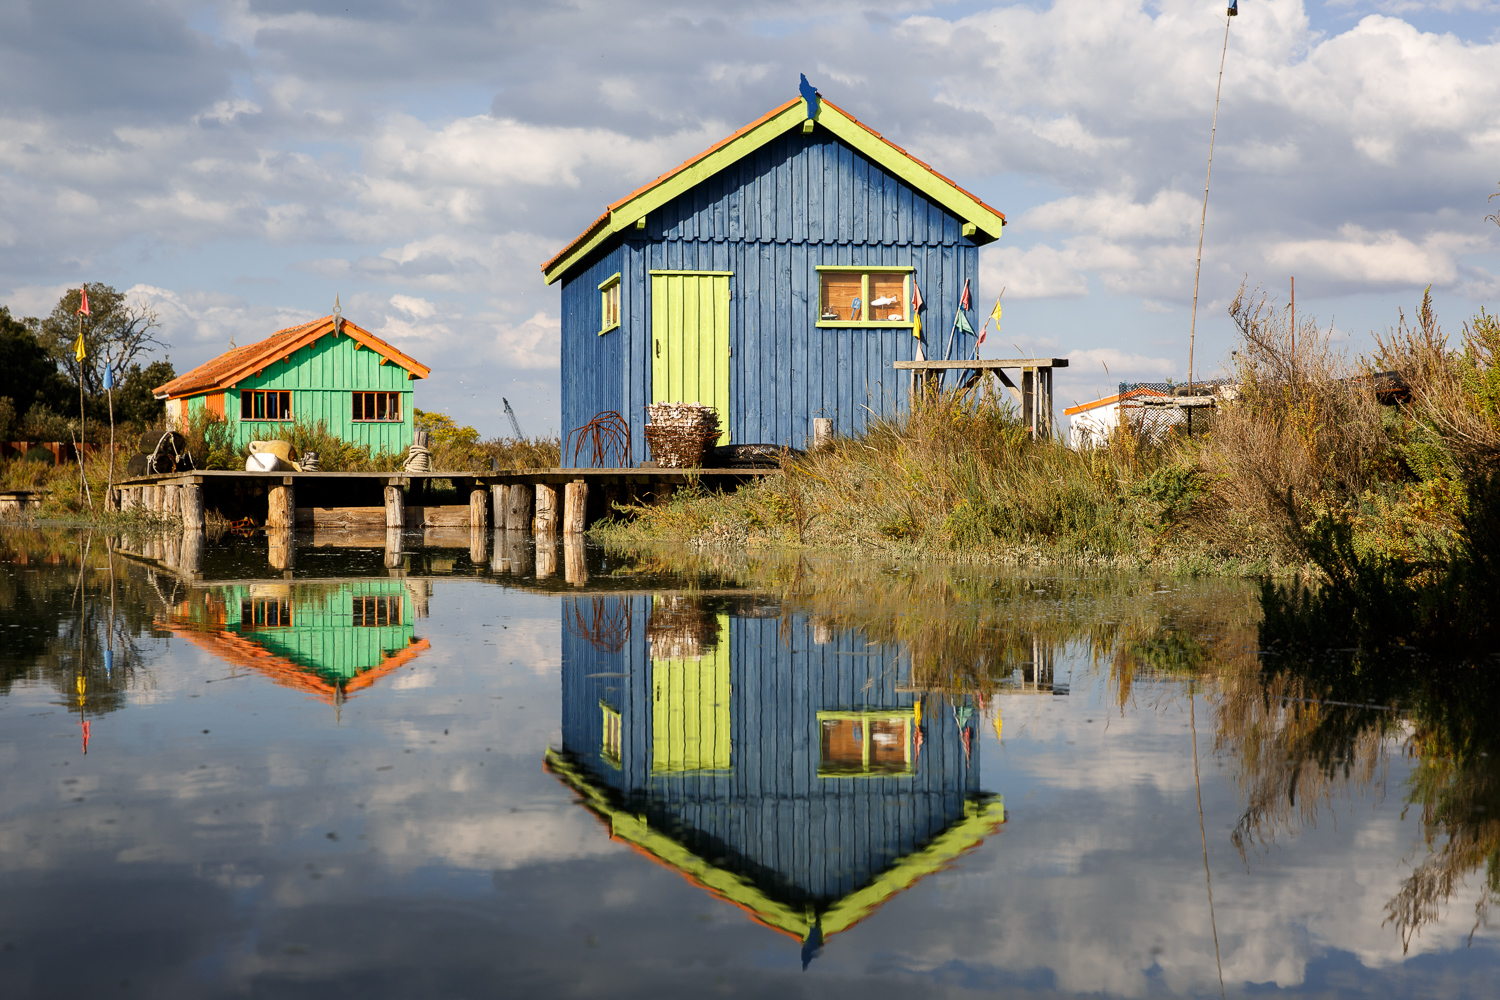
[153,314,431,453]
[161,579,429,704]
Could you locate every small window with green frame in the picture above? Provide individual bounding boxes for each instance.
[816,267,914,328]
[817,711,914,776]
[600,702,623,767]
[599,272,621,335]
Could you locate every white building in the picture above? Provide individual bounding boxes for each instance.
[1063,388,1171,449]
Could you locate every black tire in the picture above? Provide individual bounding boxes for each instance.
[125,453,148,477]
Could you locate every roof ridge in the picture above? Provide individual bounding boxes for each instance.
[540,95,1006,284]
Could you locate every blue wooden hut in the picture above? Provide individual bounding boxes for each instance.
[546,595,1005,955]
[542,89,1007,458]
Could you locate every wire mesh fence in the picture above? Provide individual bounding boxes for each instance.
[1115,379,1235,443]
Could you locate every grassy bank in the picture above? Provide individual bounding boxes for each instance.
[597,288,1498,576]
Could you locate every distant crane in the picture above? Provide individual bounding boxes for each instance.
[502,397,524,440]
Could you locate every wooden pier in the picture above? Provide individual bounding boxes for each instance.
[111,467,775,535]
[895,357,1068,438]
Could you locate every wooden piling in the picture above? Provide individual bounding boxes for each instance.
[384,484,404,529]
[384,527,404,571]
[506,483,533,532]
[267,479,295,529]
[535,537,556,578]
[268,528,294,573]
[564,537,588,587]
[505,531,532,575]
[490,485,508,530]
[535,483,558,535]
[162,483,180,520]
[179,530,204,578]
[470,525,488,566]
[563,480,588,535]
[813,417,834,449]
[469,486,489,531]
[180,484,205,531]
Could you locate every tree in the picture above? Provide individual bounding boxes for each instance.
[35,284,166,398]
[113,360,175,427]
[0,305,71,414]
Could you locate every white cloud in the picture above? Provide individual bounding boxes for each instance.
[1265,225,1477,286]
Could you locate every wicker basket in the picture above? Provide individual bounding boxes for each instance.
[648,596,721,660]
[644,403,721,468]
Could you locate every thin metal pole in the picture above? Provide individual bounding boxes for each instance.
[1191,685,1227,1000]
[1187,16,1234,394]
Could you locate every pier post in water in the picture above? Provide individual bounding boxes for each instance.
[384,483,404,529]
[179,484,205,531]
[534,484,558,536]
[564,537,588,587]
[469,486,489,530]
[267,479,295,529]
[162,483,179,521]
[563,480,588,535]
[507,483,533,532]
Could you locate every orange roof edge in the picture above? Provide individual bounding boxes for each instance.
[1063,388,1168,416]
[541,95,1007,283]
[153,316,431,399]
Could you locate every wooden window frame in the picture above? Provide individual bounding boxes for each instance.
[240,598,292,630]
[815,266,915,329]
[600,702,623,768]
[352,391,402,423]
[351,595,402,627]
[599,272,621,335]
[816,710,914,777]
[240,389,292,422]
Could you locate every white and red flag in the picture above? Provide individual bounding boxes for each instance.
[77,287,90,316]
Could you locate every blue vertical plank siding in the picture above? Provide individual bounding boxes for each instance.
[557,128,984,458]
[559,245,627,453]
[557,602,985,911]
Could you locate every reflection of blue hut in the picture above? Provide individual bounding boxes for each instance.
[546,595,1004,948]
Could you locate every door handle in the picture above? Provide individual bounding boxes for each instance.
[655,340,660,358]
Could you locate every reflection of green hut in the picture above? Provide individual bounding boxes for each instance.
[161,580,429,702]
[551,596,1005,957]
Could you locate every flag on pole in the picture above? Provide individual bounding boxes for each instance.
[77,287,90,316]
[976,320,988,347]
[910,281,924,340]
[954,310,974,335]
[74,335,86,363]
[990,296,1003,328]
[959,277,971,312]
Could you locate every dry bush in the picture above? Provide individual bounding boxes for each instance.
[1375,291,1500,474]
[1198,283,1389,556]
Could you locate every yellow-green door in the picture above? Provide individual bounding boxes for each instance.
[650,270,731,445]
[651,612,732,773]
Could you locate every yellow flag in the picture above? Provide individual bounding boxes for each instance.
[990,298,1003,328]
[73,335,86,363]
[912,311,922,341]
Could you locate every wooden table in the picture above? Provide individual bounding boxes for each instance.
[894,358,1069,438]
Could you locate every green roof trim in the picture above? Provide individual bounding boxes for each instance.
[544,747,1005,941]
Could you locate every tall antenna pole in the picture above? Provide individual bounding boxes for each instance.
[1187,12,1235,394]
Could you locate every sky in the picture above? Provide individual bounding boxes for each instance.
[1,0,1498,437]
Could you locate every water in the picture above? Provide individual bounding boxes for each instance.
[1,528,1496,998]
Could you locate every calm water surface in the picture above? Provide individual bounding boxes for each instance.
[0,528,1496,998]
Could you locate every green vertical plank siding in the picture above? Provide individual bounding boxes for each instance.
[187,333,418,454]
[224,580,416,685]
